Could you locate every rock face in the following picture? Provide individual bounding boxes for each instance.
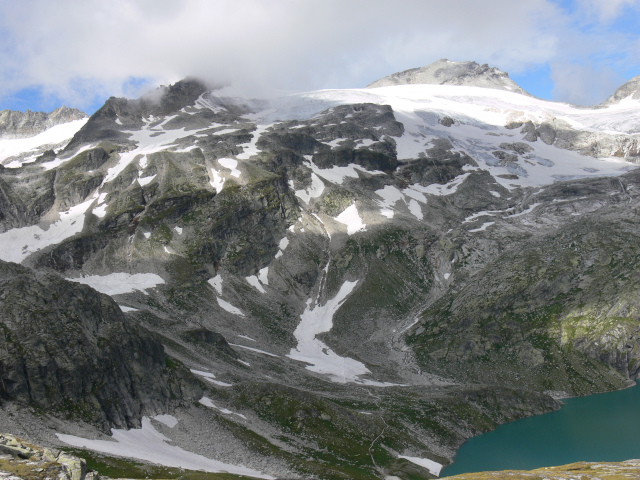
[0,107,87,139]
[367,59,527,94]
[0,260,201,430]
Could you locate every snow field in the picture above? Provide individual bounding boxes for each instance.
[92,192,109,218]
[236,125,269,160]
[137,174,156,186]
[153,414,179,428]
[295,172,324,203]
[208,275,223,294]
[57,417,273,479]
[0,119,88,165]
[334,204,366,235]
[207,275,244,316]
[398,455,442,476]
[218,157,241,177]
[287,281,370,382]
[210,166,225,192]
[258,84,636,190]
[102,116,210,185]
[274,236,289,259]
[258,267,269,285]
[119,306,138,312]
[375,184,428,221]
[66,272,165,296]
[0,196,96,263]
[246,275,267,293]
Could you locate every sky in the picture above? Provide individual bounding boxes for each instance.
[1,0,639,114]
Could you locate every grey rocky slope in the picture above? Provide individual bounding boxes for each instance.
[1,63,640,479]
[367,59,527,94]
[0,107,87,139]
[0,260,201,430]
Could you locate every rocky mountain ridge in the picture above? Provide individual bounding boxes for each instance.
[0,60,640,479]
[367,59,527,95]
[0,107,86,139]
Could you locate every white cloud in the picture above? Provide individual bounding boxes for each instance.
[0,1,561,103]
[0,0,637,108]
[550,61,626,105]
[576,0,640,22]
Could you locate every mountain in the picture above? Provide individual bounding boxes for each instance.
[0,107,88,169]
[0,106,86,139]
[603,75,640,105]
[367,59,527,94]
[1,60,640,479]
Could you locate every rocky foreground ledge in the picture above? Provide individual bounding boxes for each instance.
[0,433,101,480]
[447,459,640,479]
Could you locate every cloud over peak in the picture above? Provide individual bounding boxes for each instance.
[0,0,639,110]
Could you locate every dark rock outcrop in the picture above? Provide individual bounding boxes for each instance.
[0,260,201,430]
[64,79,209,151]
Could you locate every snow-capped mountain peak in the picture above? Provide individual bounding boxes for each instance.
[603,75,640,106]
[366,58,528,95]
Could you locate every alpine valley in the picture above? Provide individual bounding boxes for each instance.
[1,59,640,479]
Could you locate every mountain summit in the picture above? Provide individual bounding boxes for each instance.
[367,59,528,94]
[603,75,640,105]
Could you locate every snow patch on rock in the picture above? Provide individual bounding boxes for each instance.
[66,273,165,296]
[334,204,366,235]
[0,197,96,264]
[217,297,244,316]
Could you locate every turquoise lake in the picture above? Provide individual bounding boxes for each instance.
[440,382,640,477]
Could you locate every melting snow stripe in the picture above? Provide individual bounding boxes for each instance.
[229,344,279,358]
[190,369,232,387]
[66,273,165,296]
[217,297,244,316]
[469,221,495,233]
[199,397,247,419]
